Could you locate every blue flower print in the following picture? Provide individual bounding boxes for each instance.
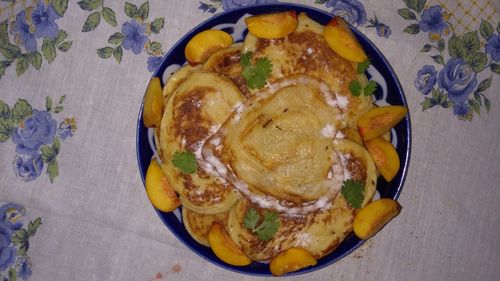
[17,256,32,280]
[122,20,149,55]
[32,2,60,39]
[58,117,77,141]
[375,22,391,38]
[13,11,37,52]
[222,0,277,10]
[415,65,437,95]
[485,34,500,62]
[0,203,26,231]
[326,0,367,26]
[438,58,477,103]
[0,223,16,272]
[12,110,57,155]
[13,154,44,182]
[147,56,163,72]
[453,102,470,116]
[419,5,450,41]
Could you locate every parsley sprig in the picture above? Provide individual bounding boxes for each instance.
[350,59,377,96]
[341,179,365,208]
[172,151,198,174]
[357,59,371,74]
[240,52,273,89]
[243,208,280,241]
[349,80,378,97]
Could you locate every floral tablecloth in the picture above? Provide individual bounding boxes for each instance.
[0,0,499,280]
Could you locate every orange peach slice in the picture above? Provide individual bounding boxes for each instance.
[358,105,408,141]
[323,17,368,63]
[269,247,317,276]
[245,11,297,39]
[143,77,164,128]
[365,137,400,182]
[184,30,233,65]
[353,198,401,240]
[145,159,181,212]
[208,223,251,266]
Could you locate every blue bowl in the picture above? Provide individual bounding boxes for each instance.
[136,2,411,276]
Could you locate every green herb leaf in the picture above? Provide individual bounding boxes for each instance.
[363,80,378,96]
[243,208,280,241]
[172,151,198,174]
[241,52,273,89]
[243,208,259,231]
[357,59,371,74]
[341,180,364,208]
[448,35,465,58]
[349,80,362,96]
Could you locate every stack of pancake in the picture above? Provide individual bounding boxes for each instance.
[158,13,377,261]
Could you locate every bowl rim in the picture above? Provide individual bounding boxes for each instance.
[136,2,412,276]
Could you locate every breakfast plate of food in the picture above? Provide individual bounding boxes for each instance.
[136,3,411,276]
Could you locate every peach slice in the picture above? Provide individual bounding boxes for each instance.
[353,198,401,240]
[358,105,408,141]
[365,137,400,182]
[184,30,233,65]
[145,159,181,212]
[143,77,164,128]
[323,17,368,63]
[269,248,317,276]
[208,223,251,266]
[245,11,297,39]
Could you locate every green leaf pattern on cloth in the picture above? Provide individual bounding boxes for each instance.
[0,97,76,183]
[0,0,72,79]
[78,1,166,72]
[0,203,42,281]
[398,0,499,121]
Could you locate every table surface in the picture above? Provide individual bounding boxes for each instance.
[1,0,499,280]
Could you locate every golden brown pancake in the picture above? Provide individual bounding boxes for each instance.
[159,70,245,214]
[203,75,345,214]
[182,207,229,246]
[202,43,250,98]
[227,196,354,261]
[243,12,373,131]
[226,139,376,260]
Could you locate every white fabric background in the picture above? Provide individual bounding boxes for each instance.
[0,0,499,280]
